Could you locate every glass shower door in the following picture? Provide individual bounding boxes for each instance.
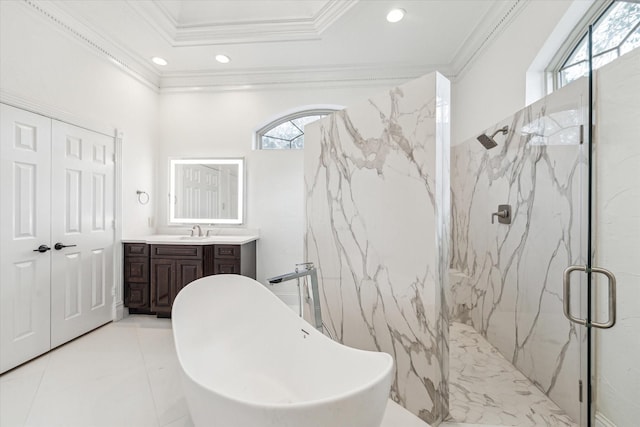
[590,48,640,427]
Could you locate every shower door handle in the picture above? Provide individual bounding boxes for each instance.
[563,265,587,326]
[590,267,616,329]
[562,265,617,329]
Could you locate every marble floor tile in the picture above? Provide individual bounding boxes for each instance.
[0,360,47,427]
[3,316,577,427]
[1,315,433,427]
[25,367,159,427]
[448,322,577,427]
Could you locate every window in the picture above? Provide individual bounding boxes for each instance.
[557,0,640,88]
[256,109,338,150]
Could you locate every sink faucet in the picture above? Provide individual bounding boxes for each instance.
[190,225,202,237]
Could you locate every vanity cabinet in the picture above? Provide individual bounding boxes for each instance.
[124,240,256,318]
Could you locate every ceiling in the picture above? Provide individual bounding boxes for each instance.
[34,0,525,91]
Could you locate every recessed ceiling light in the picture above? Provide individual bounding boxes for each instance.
[151,56,168,66]
[386,8,405,23]
[215,54,231,64]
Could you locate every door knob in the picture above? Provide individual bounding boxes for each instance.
[54,243,77,250]
[33,245,51,253]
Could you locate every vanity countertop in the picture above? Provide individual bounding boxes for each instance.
[122,234,259,245]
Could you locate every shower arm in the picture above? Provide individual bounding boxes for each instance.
[490,125,509,138]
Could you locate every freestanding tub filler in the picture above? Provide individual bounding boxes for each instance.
[172,274,394,427]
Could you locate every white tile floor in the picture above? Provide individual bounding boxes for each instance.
[0,316,432,427]
[1,316,568,427]
[1,316,188,427]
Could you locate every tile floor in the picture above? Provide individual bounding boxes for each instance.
[1,316,576,427]
[0,316,431,427]
[1,316,188,427]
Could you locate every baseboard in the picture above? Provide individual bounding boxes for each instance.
[595,412,617,427]
[114,301,125,321]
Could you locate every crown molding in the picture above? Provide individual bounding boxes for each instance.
[127,0,359,46]
[159,62,453,93]
[449,0,527,79]
[23,0,161,91]
[16,0,525,92]
[0,89,117,137]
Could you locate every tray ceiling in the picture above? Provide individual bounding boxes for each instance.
[27,0,525,91]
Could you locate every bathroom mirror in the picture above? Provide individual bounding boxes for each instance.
[169,158,244,225]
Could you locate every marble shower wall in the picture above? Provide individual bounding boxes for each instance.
[450,79,589,422]
[304,73,450,424]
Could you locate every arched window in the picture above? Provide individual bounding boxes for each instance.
[256,108,339,150]
[554,0,640,88]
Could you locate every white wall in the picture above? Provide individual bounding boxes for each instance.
[1,0,598,298]
[452,0,578,145]
[0,1,158,237]
[157,85,394,286]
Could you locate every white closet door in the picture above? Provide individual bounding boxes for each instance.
[0,104,52,373]
[50,120,114,348]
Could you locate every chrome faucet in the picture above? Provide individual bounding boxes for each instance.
[268,262,324,333]
[190,225,202,237]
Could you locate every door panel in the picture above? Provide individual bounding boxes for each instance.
[90,248,106,309]
[592,50,640,426]
[62,251,82,320]
[151,259,174,313]
[176,260,202,292]
[0,104,51,373]
[50,121,114,348]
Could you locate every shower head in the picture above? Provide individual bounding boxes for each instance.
[477,125,509,150]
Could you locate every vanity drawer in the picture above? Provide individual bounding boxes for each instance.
[125,243,149,257]
[214,259,241,275]
[213,245,240,259]
[125,282,149,309]
[151,245,202,259]
[124,257,149,283]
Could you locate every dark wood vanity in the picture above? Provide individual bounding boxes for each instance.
[124,241,256,317]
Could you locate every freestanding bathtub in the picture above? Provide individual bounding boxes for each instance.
[172,274,394,427]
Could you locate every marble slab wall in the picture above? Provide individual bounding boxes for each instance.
[450,79,589,422]
[304,73,450,424]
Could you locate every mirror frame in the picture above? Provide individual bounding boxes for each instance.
[169,158,244,225]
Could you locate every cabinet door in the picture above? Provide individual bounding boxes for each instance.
[176,260,203,293]
[151,259,175,314]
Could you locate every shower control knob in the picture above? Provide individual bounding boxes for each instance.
[33,245,51,253]
[54,242,77,250]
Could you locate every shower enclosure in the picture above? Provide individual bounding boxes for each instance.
[450,46,639,427]
[303,50,638,426]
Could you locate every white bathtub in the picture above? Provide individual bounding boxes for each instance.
[172,274,394,427]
